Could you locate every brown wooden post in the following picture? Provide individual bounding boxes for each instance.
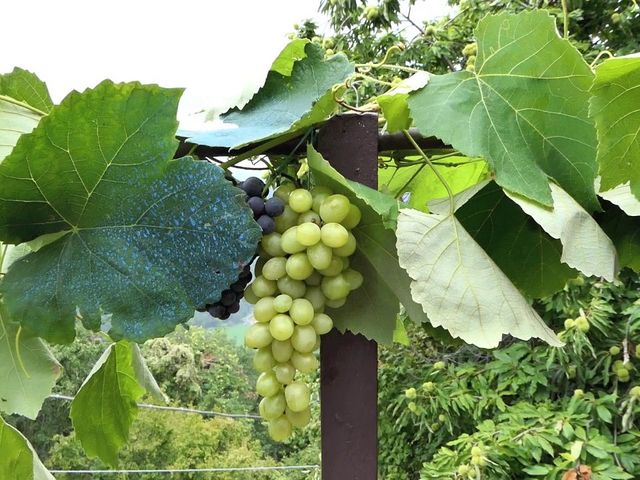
[318,113,378,480]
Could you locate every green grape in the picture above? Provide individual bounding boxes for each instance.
[312,313,333,335]
[253,297,277,323]
[312,192,330,213]
[254,256,267,275]
[272,339,294,363]
[256,372,281,397]
[311,185,333,197]
[274,205,299,233]
[273,294,293,313]
[285,253,314,280]
[285,382,311,412]
[253,348,275,372]
[269,314,295,341]
[341,256,350,270]
[291,325,317,353]
[268,415,292,441]
[289,189,313,213]
[281,226,306,254]
[274,183,295,202]
[291,351,319,373]
[307,242,333,270]
[343,269,363,291]
[261,392,286,420]
[318,257,344,276]
[245,324,273,349]
[305,270,322,286]
[273,362,296,384]
[244,286,259,305]
[262,257,287,281]
[251,276,277,298]
[341,204,362,229]
[325,297,346,309]
[261,233,286,257]
[286,406,311,428]
[333,232,356,257]
[289,298,315,325]
[321,223,349,248]
[277,276,307,298]
[319,194,350,223]
[304,286,326,312]
[296,222,321,246]
[297,211,322,226]
[321,274,351,300]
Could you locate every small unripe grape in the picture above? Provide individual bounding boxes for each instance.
[630,386,640,398]
[253,348,275,372]
[341,204,362,229]
[296,222,321,246]
[305,270,322,286]
[289,189,313,213]
[318,257,344,276]
[610,346,621,356]
[433,361,445,370]
[262,257,287,281]
[307,242,333,270]
[343,269,363,291]
[564,318,575,329]
[321,223,349,248]
[312,313,333,335]
[319,194,350,223]
[262,233,286,257]
[270,314,295,341]
[471,446,483,457]
[422,381,435,392]
[405,387,417,399]
[333,232,357,257]
[286,253,314,280]
[325,297,346,309]
[291,351,319,373]
[277,276,307,298]
[289,298,315,325]
[286,406,311,428]
[285,382,311,412]
[458,465,471,476]
[273,294,293,313]
[617,369,630,382]
[281,227,306,254]
[254,297,277,323]
[245,324,273,349]
[273,362,296,384]
[251,276,277,298]
[262,392,287,420]
[268,415,292,441]
[321,274,351,300]
[304,286,326,312]
[274,183,295,202]
[274,205,299,233]
[408,401,417,412]
[292,325,317,353]
[256,372,281,397]
[272,339,294,363]
[573,389,584,397]
[298,211,322,226]
[575,316,589,332]
[470,456,486,466]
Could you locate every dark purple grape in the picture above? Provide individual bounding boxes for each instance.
[248,196,265,217]
[220,290,236,306]
[227,303,240,314]
[207,304,227,318]
[264,197,285,217]
[231,281,246,293]
[241,177,265,197]
[219,310,231,320]
[257,215,275,234]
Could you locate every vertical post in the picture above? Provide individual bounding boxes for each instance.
[318,113,378,480]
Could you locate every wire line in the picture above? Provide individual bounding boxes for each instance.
[49,465,320,475]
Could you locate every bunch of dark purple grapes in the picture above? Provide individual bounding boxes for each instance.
[200,177,284,320]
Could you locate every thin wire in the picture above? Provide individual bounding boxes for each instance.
[48,394,261,420]
[48,465,320,475]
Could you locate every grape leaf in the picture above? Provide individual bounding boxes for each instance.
[0,303,62,419]
[0,416,54,480]
[598,183,640,217]
[0,68,53,113]
[408,10,598,211]
[0,81,261,343]
[70,341,146,466]
[271,38,310,76]
[377,72,429,133]
[183,43,354,149]
[590,55,640,200]
[396,208,562,348]
[131,343,166,403]
[504,182,618,280]
[0,98,43,163]
[456,181,577,298]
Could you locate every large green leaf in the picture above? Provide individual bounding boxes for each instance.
[590,56,640,200]
[504,182,618,280]
[184,43,354,149]
[0,303,62,419]
[0,416,53,480]
[0,81,261,343]
[396,208,562,348]
[456,181,577,298]
[598,182,640,217]
[0,97,43,163]
[70,341,146,466]
[271,38,310,76]
[408,11,598,211]
[0,68,53,113]
[377,72,429,133]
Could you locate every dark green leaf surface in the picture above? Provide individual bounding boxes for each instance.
[0,68,53,113]
[408,11,598,211]
[0,81,261,343]
[184,43,354,149]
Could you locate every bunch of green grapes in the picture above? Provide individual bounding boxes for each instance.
[243,182,363,441]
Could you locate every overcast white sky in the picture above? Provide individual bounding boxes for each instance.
[1,0,451,128]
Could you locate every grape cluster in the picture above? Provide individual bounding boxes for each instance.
[243,183,363,441]
[199,177,285,320]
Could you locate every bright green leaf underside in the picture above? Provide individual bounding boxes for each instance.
[408,10,598,211]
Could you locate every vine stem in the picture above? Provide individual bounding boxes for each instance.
[561,0,569,39]
[355,63,421,74]
[402,130,455,215]
[354,72,395,87]
[590,50,614,69]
